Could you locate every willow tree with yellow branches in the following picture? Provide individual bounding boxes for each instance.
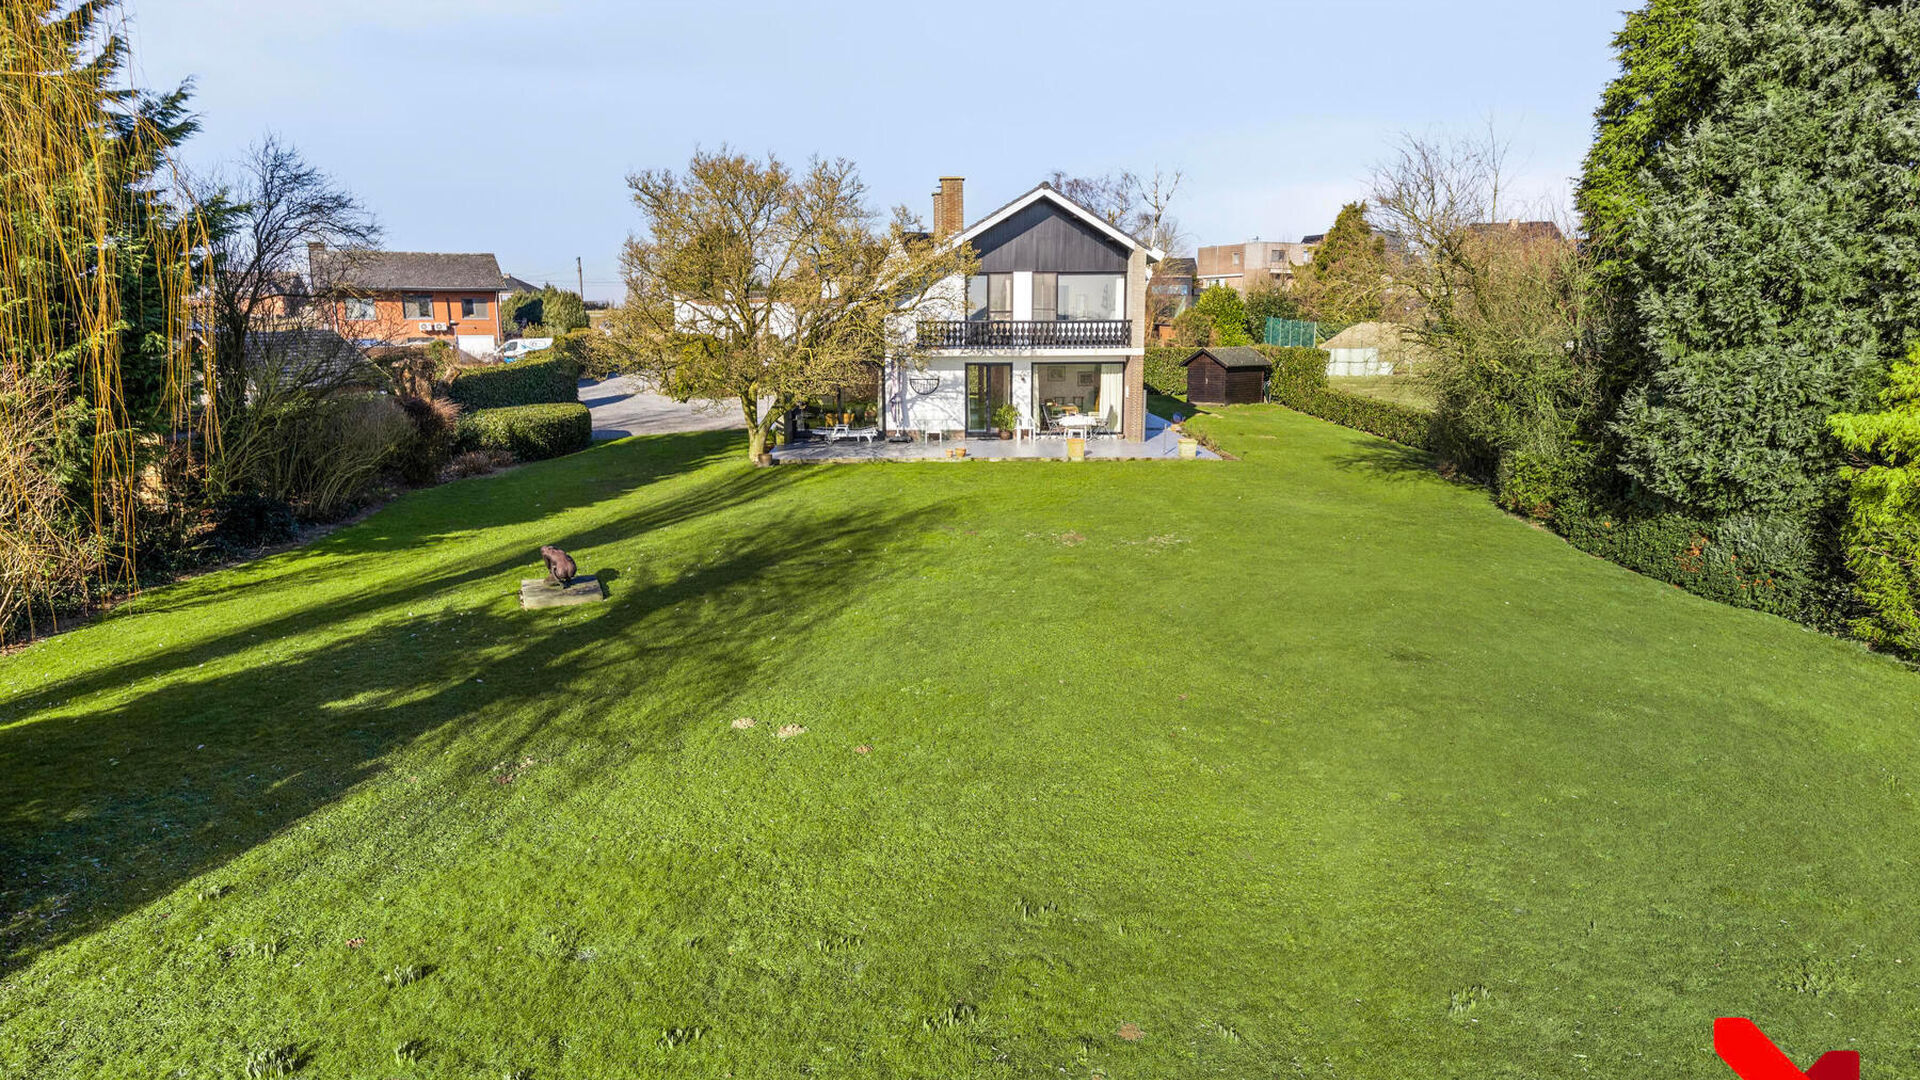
[0,0,203,640]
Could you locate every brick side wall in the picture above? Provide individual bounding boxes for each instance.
[1124,354,1145,441]
[1126,247,1149,440]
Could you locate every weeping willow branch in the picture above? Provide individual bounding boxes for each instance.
[0,0,204,641]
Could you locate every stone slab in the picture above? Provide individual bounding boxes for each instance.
[520,576,606,609]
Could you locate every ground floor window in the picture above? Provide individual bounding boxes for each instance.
[1032,362,1124,430]
[965,362,1012,435]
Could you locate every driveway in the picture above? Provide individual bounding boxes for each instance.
[578,375,753,440]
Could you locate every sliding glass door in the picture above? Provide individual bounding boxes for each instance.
[965,363,1011,436]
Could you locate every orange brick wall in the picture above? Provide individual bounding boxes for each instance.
[333,291,499,346]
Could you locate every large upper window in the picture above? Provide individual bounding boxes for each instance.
[1056,274,1122,321]
[461,297,488,319]
[967,274,1012,321]
[402,294,432,319]
[343,297,376,321]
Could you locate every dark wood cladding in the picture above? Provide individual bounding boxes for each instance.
[1185,355,1268,404]
[971,202,1129,273]
[919,320,1131,348]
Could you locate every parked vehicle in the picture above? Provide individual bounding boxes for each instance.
[500,337,554,361]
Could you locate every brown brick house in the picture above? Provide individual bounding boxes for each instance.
[310,246,513,359]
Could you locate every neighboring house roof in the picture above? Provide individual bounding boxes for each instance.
[953,182,1166,262]
[311,248,506,292]
[1468,220,1565,242]
[1160,257,1196,276]
[500,274,543,294]
[1181,346,1273,371]
[243,328,371,388]
[1320,321,1427,354]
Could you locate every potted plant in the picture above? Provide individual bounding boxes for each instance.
[991,403,1019,440]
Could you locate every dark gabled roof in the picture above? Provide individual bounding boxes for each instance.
[311,248,506,292]
[243,328,372,388]
[500,274,543,294]
[953,182,1164,260]
[1159,256,1196,276]
[1180,346,1273,371]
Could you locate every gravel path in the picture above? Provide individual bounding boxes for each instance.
[578,376,750,440]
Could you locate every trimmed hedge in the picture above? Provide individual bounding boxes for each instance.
[1144,345,1188,394]
[446,352,579,411]
[456,403,593,461]
[1553,497,1845,631]
[1264,346,1437,450]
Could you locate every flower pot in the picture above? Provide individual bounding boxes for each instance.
[1066,436,1086,462]
[1177,437,1199,460]
[998,429,1012,440]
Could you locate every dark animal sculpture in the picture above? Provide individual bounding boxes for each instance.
[540,545,577,586]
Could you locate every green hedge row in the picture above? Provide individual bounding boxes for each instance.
[1265,346,1437,450]
[456,403,593,461]
[447,352,579,411]
[1143,345,1188,395]
[1553,497,1844,630]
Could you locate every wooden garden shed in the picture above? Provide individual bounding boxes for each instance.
[1181,346,1272,405]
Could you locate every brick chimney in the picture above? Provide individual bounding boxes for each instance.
[933,176,965,239]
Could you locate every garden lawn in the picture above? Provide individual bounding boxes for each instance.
[1325,375,1437,412]
[3,407,1917,1078]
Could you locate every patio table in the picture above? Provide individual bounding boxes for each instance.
[1056,414,1102,436]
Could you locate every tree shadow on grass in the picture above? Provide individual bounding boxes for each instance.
[0,433,785,714]
[1329,440,1447,483]
[0,434,938,972]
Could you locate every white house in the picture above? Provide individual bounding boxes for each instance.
[883,178,1163,440]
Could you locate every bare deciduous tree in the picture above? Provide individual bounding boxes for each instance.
[197,135,380,415]
[1370,129,1593,491]
[611,150,974,462]
[1044,167,1186,254]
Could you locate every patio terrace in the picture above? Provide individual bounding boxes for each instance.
[770,413,1219,463]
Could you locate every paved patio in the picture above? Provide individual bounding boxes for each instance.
[771,413,1218,463]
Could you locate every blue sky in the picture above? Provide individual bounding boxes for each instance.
[126,0,1629,301]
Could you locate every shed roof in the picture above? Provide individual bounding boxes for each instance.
[1181,346,1273,371]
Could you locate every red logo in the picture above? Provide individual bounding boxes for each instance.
[1715,1018,1858,1080]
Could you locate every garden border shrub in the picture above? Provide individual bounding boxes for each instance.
[1143,345,1188,395]
[446,352,579,411]
[456,403,592,461]
[1262,345,1436,450]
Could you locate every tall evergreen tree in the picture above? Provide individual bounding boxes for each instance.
[1829,344,1920,653]
[1575,0,1704,292]
[1292,202,1386,325]
[1587,0,1920,590]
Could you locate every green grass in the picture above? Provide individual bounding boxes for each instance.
[1328,375,1438,412]
[3,408,1918,1078]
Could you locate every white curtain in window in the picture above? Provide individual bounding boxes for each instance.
[1096,365,1124,432]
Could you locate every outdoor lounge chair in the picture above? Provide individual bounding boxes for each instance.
[825,424,879,444]
[1094,408,1120,439]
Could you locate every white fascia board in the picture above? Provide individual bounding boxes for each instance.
[951,187,1164,263]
